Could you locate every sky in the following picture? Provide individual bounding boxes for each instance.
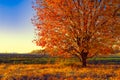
[0,0,40,53]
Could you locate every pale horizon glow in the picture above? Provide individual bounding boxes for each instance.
[0,0,40,53]
[0,27,40,53]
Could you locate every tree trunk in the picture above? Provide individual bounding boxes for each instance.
[80,51,88,67]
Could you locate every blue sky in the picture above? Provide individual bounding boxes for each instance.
[0,0,40,53]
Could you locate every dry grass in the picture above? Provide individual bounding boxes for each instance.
[0,63,120,80]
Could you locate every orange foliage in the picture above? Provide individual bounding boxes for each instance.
[32,0,120,66]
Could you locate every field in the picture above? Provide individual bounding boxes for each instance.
[0,53,120,65]
[0,54,120,80]
[0,64,120,80]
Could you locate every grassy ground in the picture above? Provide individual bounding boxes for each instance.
[0,56,120,65]
[0,55,120,80]
[0,64,120,80]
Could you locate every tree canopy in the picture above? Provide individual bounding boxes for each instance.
[32,0,120,66]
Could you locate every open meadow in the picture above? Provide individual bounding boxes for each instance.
[0,54,120,80]
[0,64,120,80]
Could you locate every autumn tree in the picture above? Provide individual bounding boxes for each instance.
[32,0,120,67]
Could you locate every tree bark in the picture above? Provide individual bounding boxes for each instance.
[80,51,88,67]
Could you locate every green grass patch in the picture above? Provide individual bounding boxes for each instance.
[0,56,120,65]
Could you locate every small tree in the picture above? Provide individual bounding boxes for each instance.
[32,0,120,67]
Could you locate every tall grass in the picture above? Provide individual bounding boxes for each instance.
[0,64,120,80]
